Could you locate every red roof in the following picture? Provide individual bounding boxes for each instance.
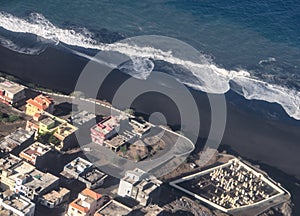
[26,94,54,111]
[81,188,102,200]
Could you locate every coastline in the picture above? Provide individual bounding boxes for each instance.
[0,43,300,213]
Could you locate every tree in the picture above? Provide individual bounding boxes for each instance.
[48,135,61,146]
[120,145,127,154]
[8,115,19,122]
[124,108,134,116]
[70,91,85,98]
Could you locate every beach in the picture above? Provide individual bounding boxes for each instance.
[0,43,299,214]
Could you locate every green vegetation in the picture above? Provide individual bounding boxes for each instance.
[124,108,135,115]
[48,135,61,146]
[120,145,127,153]
[70,91,85,98]
[37,132,61,146]
[134,155,141,162]
[0,112,19,123]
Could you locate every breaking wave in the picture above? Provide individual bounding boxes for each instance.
[0,11,300,120]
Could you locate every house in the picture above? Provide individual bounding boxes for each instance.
[66,188,105,216]
[25,112,78,151]
[39,187,70,208]
[61,157,107,189]
[0,128,34,158]
[90,116,120,145]
[52,122,78,151]
[0,190,35,216]
[0,80,26,106]
[19,142,52,169]
[0,159,59,201]
[70,110,96,143]
[25,94,54,117]
[61,157,93,179]
[117,168,162,206]
[0,154,22,171]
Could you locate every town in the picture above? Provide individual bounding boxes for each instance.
[0,77,291,216]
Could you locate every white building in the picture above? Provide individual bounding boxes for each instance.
[117,168,162,206]
[0,190,35,216]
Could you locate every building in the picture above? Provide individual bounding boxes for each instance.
[128,117,151,138]
[52,122,78,151]
[0,154,22,171]
[0,158,59,201]
[170,158,288,214]
[61,157,93,179]
[26,112,65,135]
[70,111,96,143]
[61,157,107,189]
[25,112,78,151]
[90,116,120,145]
[78,168,107,189]
[70,110,96,128]
[0,128,34,157]
[19,142,52,169]
[25,94,54,117]
[0,80,26,106]
[94,200,132,216]
[117,168,162,206]
[0,190,35,216]
[39,187,70,208]
[14,168,60,201]
[66,188,105,216]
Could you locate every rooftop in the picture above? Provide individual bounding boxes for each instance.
[69,188,102,213]
[92,116,119,135]
[41,187,70,203]
[40,117,55,127]
[0,81,25,95]
[0,154,22,170]
[70,110,95,126]
[54,122,77,139]
[20,141,51,158]
[23,169,59,193]
[26,94,54,111]
[0,128,33,153]
[64,157,93,175]
[0,190,34,214]
[79,168,107,184]
[95,200,132,216]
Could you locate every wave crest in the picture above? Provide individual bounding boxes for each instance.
[0,12,299,120]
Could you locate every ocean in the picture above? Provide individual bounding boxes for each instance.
[0,0,300,214]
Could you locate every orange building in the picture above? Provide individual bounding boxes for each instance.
[67,188,104,216]
[25,94,54,116]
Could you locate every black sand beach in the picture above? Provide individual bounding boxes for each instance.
[0,44,299,213]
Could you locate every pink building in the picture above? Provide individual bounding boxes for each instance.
[90,116,119,145]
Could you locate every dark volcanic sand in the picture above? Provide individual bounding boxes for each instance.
[0,44,299,213]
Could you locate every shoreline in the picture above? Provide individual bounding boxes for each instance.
[0,43,300,213]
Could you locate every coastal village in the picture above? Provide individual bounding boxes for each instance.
[0,77,292,216]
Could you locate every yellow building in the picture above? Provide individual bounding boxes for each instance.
[25,94,54,117]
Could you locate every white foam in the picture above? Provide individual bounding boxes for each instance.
[0,12,299,120]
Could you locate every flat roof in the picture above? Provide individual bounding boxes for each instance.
[42,187,70,202]
[71,110,95,126]
[0,154,22,170]
[0,81,25,95]
[0,128,33,152]
[24,169,59,192]
[95,200,132,216]
[20,142,51,157]
[80,168,107,183]
[40,117,55,127]
[0,191,34,214]
[64,157,93,174]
